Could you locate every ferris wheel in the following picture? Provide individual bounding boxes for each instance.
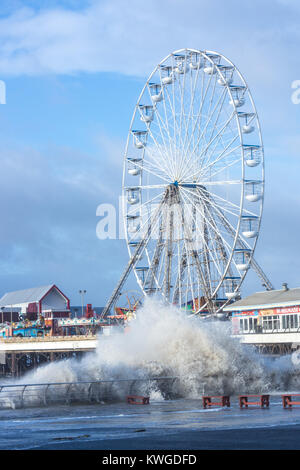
[102,48,273,318]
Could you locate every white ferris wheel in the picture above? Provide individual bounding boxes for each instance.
[102,48,273,317]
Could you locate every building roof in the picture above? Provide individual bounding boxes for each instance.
[0,285,55,306]
[223,287,300,311]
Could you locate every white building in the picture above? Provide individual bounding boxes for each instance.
[0,284,70,321]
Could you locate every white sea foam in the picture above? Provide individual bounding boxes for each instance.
[14,298,300,399]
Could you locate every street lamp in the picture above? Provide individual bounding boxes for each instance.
[79,290,87,317]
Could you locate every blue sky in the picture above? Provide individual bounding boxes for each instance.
[0,0,300,306]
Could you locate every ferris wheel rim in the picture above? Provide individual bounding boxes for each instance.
[122,48,264,312]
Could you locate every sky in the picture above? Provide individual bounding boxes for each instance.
[0,0,300,307]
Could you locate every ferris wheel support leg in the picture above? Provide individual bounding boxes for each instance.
[100,242,145,319]
[191,249,214,314]
[101,190,168,318]
[248,256,274,291]
[173,251,187,305]
[163,186,177,300]
[144,218,165,294]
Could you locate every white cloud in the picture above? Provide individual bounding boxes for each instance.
[0,0,299,89]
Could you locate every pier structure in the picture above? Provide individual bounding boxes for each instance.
[0,335,97,377]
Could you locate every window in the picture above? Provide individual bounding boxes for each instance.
[282,314,299,330]
[239,318,250,332]
[262,315,279,331]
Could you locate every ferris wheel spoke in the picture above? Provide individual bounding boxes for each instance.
[181,187,243,300]
[183,70,216,162]
[163,85,187,167]
[195,187,242,221]
[203,87,229,152]
[177,67,187,148]
[204,195,254,251]
[196,71,219,151]
[181,60,202,151]
[180,188,229,277]
[189,139,241,182]
[132,158,170,183]
[173,192,198,306]
[198,113,237,168]
[192,90,229,171]
[200,128,240,174]
[180,187,237,255]
[202,187,258,218]
[212,205,253,251]
[149,116,176,166]
[142,122,176,179]
[205,155,242,181]
[180,186,231,260]
[180,112,237,182]
[179,82,226,180]
[157,68,178,177]
[149,104,178,177]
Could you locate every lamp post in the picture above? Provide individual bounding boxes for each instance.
[79,290,86,317]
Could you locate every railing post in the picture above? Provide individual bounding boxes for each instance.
[44,384,50,406]
[20,385,26,408]
[65,384,72,405]
[88,383,93,403]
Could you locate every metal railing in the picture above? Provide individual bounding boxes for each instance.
[0,335,98,343]
[237,326,300,335]
[0,377,181,409]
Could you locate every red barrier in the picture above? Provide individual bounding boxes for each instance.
[282,394,300,408]
[202,395,230,408]
[239,394,270,408]
[126,395,150,405]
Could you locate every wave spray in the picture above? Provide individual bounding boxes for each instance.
[17,298,300,400]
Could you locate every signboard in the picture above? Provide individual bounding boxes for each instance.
[233,305,300,317]
[232,310,258,317]
[276,306,300,314]
[259,309,275,316]
[259,306,300,316]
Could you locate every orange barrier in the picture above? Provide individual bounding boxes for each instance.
[282,394,300,408]
[239,394,270,408]
[126,395,150,405]
[202,395,230,408]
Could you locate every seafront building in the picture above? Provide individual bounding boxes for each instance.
[224,284,300,354]
[0,284,70,321]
